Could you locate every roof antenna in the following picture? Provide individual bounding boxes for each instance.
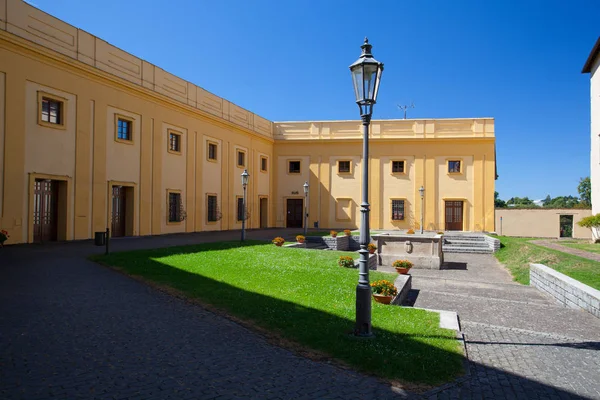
[397,102,415,119]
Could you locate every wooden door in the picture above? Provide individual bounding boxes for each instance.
[260,198,268,228]
[286,199,303,228]
[33,179,58,243]
[111,186,126,237]
[445,201,464,231]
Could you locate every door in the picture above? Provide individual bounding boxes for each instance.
[33,179,58,243]
[445,201,464,231]
[260,198,268,228]
[286,199,303,228]
[111,186,126,237]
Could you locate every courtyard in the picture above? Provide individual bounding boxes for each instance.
[1,230,600,399]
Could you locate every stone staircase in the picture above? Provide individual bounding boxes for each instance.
[442,233,498,254]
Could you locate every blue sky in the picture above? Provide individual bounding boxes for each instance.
[28,0,599,200]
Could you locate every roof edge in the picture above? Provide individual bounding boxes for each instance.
[582,36,600,73]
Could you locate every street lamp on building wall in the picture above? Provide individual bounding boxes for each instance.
[349,38,384,337]
[419,186,425,234]
[303,182,309,236]
[241,169,249,241]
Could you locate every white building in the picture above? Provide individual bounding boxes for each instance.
[582,36,600,241]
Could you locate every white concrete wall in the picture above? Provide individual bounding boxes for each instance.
[590,56,600,240]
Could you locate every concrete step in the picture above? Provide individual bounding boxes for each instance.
[443,246,494,254]
[444,237,487,243]
[443,241,489,247]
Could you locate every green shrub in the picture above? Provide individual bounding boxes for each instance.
[577,214,600,228]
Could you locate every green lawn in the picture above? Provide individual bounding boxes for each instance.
[495,237,600,290]
[560,241,600,255]
[92,241,463,386]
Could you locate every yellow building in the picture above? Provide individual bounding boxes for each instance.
[0,0,496,244]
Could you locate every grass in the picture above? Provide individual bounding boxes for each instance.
[92,241,463,386]
[559,241,600,255]
[495,236,600,290]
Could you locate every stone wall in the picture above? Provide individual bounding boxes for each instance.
[530,263,600,319]
[484,235,501,252]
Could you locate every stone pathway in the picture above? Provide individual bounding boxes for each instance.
[410,254,600,400]
[0,229,410,400]
[531,239,600,262]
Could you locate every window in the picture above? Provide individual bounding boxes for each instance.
[288,161,301,174]
[338,160,351,174]
[117,118,132,141]
[207,195,218,222]
[38,92,66,128]
[237,197,245,221]
[392,160,405,174]
[41,98,62,125]
[208,142,217,161]
[448,160,461,173]
[237,150,246,167]
[391,199,405,221]
[168,131,181,154]
[168,192,181,223]
[261,156,268,172]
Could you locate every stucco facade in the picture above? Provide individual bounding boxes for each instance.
[0,0,496,244]
[582,37,600,241]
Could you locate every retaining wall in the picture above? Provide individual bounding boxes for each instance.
[530,263,600,319]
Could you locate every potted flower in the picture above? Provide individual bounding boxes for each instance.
[407,229,415,234]
[343,229,352,237]
[272,237,285,247]
[367,243,377,254]
[370,280,397,304]
[0,229,8,247]
[338,256,354,268]
[296,235,306,244]
[330,230,338,238]
[392,259,413,274]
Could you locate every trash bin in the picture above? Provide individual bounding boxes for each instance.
[94,231,106,246]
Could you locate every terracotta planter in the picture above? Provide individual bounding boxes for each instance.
[331,235,337,238]
[395,267,411,275]
[372,293,393,304]
[275,242,284,247]
[297,239,305,244]
[368,249,376,254]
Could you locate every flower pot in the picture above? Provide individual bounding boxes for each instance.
[368,249,376,254]
[275,243,283,247]
[395,267,411,275]
[372,293,393,304]
[297,239,305,244]
[331,235,337,238]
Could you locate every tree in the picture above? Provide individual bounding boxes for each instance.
[543,195,580,209]
[494,191,506,208]
[578,177,591,207]
[506,197,537,207]
[542,195,551,206]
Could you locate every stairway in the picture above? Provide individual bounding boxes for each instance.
[443,233,495,254]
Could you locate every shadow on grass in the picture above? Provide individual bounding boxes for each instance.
[90,240,593,398]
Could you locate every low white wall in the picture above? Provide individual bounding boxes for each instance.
[530,263,600,319]
[495,209,592,239]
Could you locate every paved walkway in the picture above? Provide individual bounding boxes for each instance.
[0,230,412,400]
[410,254,600,400]
[531,239,600,262]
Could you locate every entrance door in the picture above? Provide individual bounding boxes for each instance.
[260,198,268,228]
[445,201,464,231]
[33,179,58,243]
[111,186,127,237]
[286,199,303,228]
[559,215,573,238]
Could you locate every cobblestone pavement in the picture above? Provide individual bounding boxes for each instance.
[411,254,600,400]
[531,239,600,262]
[0,230,414,400]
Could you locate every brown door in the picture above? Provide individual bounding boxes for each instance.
[286,199,303,228]
[445,201,464,231]
[33,179,58,243]
[260,198,268,228]
[111,186,126,237]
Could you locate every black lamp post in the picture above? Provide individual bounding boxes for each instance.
[419,186,425,234]
[303,181,309,236]
[349,38,384,337]
[241,169,249,241]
